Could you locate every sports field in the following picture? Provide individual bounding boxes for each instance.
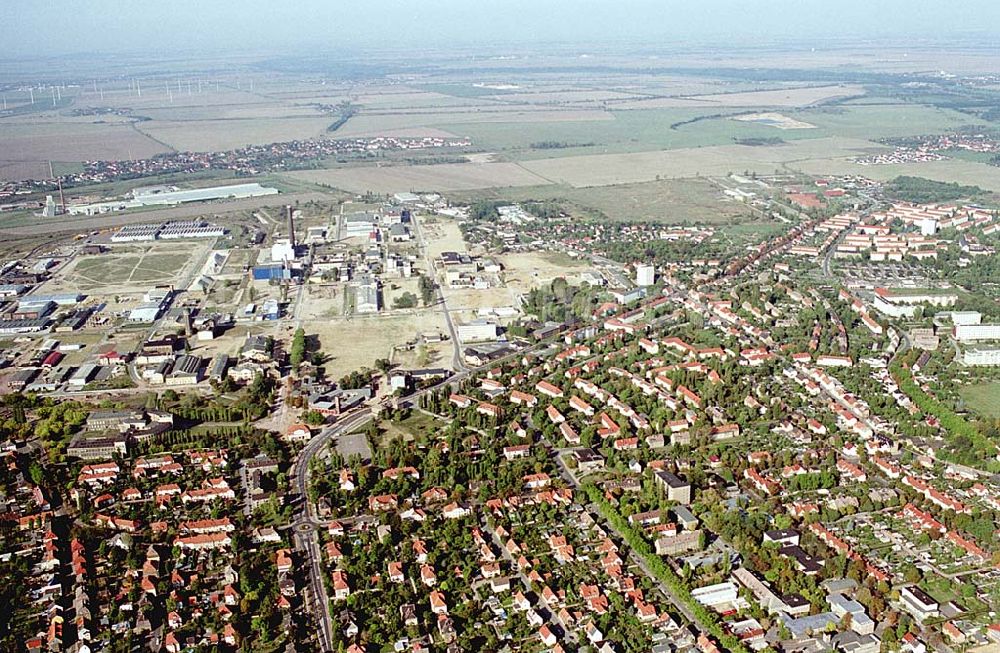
[959,382,1000,418]
[41,242,209,295]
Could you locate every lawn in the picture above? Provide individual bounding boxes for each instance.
[959,382,1000,418]
[382,411,443,443]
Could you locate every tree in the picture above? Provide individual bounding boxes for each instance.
[392,292,418,309]
[418,275,435,306]
[303,410,327,426]
[290,327,306,371]
[28,461,44,486]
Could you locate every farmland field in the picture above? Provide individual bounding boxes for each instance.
[136,116,334,152]
[681,84,865,107]
[0,121,170,180]
[796,103,988,140]
[284,162,552,193]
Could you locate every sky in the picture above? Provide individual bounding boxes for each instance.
[4,0,1000,58]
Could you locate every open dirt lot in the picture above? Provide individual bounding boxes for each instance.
[298,283,345,320]
[733,112,817,129]
[285,162,552,194]
[307,309,449,380]
[501,252,589,295]
[419,216,467,259]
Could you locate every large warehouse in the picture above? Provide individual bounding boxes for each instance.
[131,183,278,206]
[68,183,279,215]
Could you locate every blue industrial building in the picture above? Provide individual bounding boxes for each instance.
[252,264,293,281]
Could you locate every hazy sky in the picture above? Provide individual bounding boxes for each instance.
[4,0,1000,58]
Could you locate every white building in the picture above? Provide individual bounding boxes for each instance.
[456,320,499,343]
[873,295,916,318]
[960,347,1000,366]
[343,213,378,235]
[691,582,738,608]
[635,263,655,287]
[355,281,380,314]
[127,304,162,323]
[954,323,1000,342]
[271,240,296,263]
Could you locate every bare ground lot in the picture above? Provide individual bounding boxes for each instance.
[298,284,344,320]
[284,162,552,194]
[501,252,589,296]
[418,216,467,260]
[307,310,449,380]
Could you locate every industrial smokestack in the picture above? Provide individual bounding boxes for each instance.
[286,205,296,248]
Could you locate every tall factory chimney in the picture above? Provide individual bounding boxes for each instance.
[286,205,296,248]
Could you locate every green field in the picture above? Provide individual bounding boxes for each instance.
[434,103,983,159]
[959,382,1000,418]
[795,104,988,140]
[445,108,821,157]
[451,177,749,223]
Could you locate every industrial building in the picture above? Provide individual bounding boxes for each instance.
[111,219,226,243]
[133,183,278,205]
[68,364,99,388]
[343,212,379,235]
[355,279,380,314]
[0,284,28,298]
[456,320,500,342]
[0,318,50,334]
[20,293,83,305]
[167,355,202,385]
[69,183,278,216]
[252,263,294,281]
[13,300,56,320]
[128,303,163,323]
